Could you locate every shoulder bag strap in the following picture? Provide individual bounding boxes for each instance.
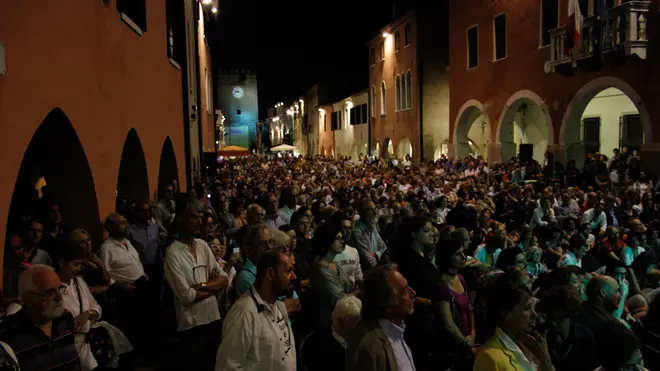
[72,277,84,315]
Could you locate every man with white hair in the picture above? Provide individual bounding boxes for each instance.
[302,295,362,371]
[0,264,80,371]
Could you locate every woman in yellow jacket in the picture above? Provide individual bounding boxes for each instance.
[474,273,555,371]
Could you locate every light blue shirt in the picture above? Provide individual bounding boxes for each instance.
[378,319,416,371]
[129,222,161,265]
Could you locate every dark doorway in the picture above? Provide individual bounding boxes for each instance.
[116,129,150,215]
[7,108,101,244]
[158,137,180,195]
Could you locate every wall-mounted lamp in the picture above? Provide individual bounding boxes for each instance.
[382,32,390,38]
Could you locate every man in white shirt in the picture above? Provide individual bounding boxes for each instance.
[216,251,297,371]
[332,212,364,288]
[99,213,149,350]
[581,202,608,234]
[165,194,229,371]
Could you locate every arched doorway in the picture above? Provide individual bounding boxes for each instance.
[7,108,101,243]
[454,100,490,160]
[116,129,150,214]
[158,136,180,196]
[321,146,326,157]
[382,138,394,158]
[373,142,380,158]
[398,137,413,159]
[497,91,552,163]
[561,77,651,169]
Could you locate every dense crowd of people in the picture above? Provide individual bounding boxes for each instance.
[0,145,657,371]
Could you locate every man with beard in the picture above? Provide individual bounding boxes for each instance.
[0,264,80,371]
[165,193,229,371]
[215,251,297,371]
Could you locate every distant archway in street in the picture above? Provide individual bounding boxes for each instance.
[560,76,651,169]
[496,90,553,163]
[382,138,394,158]
[158,136,180,197]
[6,108,101,245]
[454,99,490,160]
[398,137,413,159]
[116,129,150,213]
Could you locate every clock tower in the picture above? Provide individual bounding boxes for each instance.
[216,68,259,150]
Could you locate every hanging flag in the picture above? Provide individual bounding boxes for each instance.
[567,0,584,52]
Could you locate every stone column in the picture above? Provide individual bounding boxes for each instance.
[547,144,566,164]
[446,143,456,160]
[487,142,502,163]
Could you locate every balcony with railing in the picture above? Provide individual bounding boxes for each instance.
[602,1,650,60]
[546,1,650,74]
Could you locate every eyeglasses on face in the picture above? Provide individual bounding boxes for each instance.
[29,285,67,301]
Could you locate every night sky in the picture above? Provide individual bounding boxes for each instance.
[208,0,415,118]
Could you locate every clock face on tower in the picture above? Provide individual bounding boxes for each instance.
[232,86,245,99]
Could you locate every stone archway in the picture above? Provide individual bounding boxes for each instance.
[6,108,102,245]
[382,138,394,158]
[454,99,491,160]
[397,137,413,159]
[496,90,553,163]
[158,136,180,197]
[116,129,150,211]
[560,76,651,169]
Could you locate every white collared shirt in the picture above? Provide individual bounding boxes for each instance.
[215,286,296,371]
[99,238,145,284]
[164,239,225,331]
[495,327,537,371]
[61,277,103,371]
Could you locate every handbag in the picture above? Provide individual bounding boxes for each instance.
[73,277,116,365]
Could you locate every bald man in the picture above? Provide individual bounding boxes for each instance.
[0,264,80,371]
[576,275,624,357]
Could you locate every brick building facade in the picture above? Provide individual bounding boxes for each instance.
[449,0,660,167]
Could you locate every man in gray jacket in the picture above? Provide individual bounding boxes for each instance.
[346,264,417,371]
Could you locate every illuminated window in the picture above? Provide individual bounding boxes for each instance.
[401,75,407,110]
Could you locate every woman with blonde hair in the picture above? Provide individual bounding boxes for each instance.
[68,229,113,295]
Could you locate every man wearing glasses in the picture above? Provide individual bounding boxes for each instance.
[165,194,229,371]
[0,264,80,371]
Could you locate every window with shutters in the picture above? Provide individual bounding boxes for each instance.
[620,114,643,151]
[370,48,375,66]
[323,114,327,132]
[380,42,385,61]
[371,86,376,117]
[395,75,401,111]
[166,0,185,67]
[351,106,357,126]
[494,14,507,61]
[331,112,338,131]
[405,72,413,110]
[540,0,559,47]
[118,0,147,35]
[395,31,400,53]
[467,25,479,69]
[361,104,368,123]
[404,23,411,46]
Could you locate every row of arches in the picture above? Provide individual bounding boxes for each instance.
[372,137,413,159]
[453,76,651,166]
[7,108,179,243]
